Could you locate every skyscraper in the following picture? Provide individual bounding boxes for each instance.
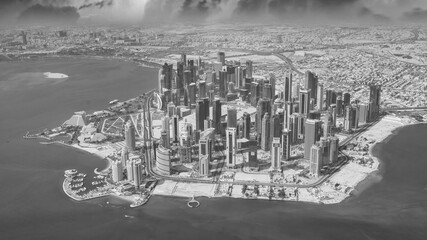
[284,72,293,103]
[305,71,318,103]
[242,112,251,139]
[299,89,311,117]
[246,60,253,79]
[270,114,281,146]
[329,136,339,164]
[271,137,282,170]
[343,92,351,106]
[282,128,291,161]
[227,107,237,128]
[226,128,237,167]
[369,85,381,121]
[261,113,271,151]
[217,52,225,65]
[310,144,323,177]
[112,160,123,183]
[199,81,207,99]
[125,121,136,151]
[250,82,260,107]
[317,84,324,110]
[256,98,271,135]
[219,70,227,98]
[171,115,180,144]
[132,159,142,189]
[304,119,322,159]
[212,99,222,135]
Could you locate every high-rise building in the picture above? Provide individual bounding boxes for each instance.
[121,147,128,167]
[188,83,196,106]
[21,31,27,45]
[162,63,173,90]
[199,81,207,99]
[299,89,311,117]
[282,128,291,161]
[369,85,381,121]
[325,89,333,109]
[242,112,251,139]
[284,72,293,103]
[226,128,237,167]
[112,160,123,183]
[212,99,222,135]
[256,98,271,135]
[196,99,209,131]
[305,71,318,103]
[236,66,244,88]
[263,83,273,100]
[317,84,324,110]
[323,112,332,137]
[125,121,136,151]
[219,70,228,98]
[156,146,171,175]
[269,74,276,98]
[359,103,369,124]
[180,53,187,65]
[217,52,225,65]
[343,92,351,106]
[246,60,253,79]
[336,97,343,116]
[250,82,260,107]
[132,159,142,189]
[270,114,281,146]
[126,160,133,181]
[271,137,282,170]
[162,116,170,148]
[176,62,184,94]
[329,137,339,164]
[289,114,299,143]
[171,115,179,144]
[310,144,323,177]
[261,113,271,151]
[227,107,237,128]
[304,119,322,159]
[344,105,352,131]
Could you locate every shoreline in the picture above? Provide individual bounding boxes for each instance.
[348,120,425,200]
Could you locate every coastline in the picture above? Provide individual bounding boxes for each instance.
[345,117,415,201]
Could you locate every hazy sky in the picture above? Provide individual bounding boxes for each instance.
[1,0,427,25]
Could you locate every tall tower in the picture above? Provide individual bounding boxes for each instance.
[304,119,321,159]
[125,121,136,151]
[305,71,318,103]
[317,84,324,110]
[310,144,323,177]
[299,89,311,117]
[217,52,225,65]
[245,60,253,79]
[112,160,123,183]
[212,99,222,135]
[227,107,237,128]
[271,137,282,171]
[270,114,281,146]
[281,128,291,161]
[219,71,228,98]
[261,113,271,151]
[284,72,293,103]
[132,159,142,189]
[226,128,237,167]
[256,98,271,135]
[171,115,179,144]
[329,136,339,163]
[242,112,251,139]
[369,85,381,121]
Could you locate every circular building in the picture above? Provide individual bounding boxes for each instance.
[156,146,171,175]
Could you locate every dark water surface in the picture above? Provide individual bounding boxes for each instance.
[1,58,426,240]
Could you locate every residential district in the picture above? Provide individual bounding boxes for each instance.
[7,24,426,207]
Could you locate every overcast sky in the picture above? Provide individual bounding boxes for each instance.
[1,0,427,25]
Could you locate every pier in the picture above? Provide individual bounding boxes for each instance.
[187,195,200,208]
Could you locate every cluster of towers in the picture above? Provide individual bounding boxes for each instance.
[153,51,382,178]
[111,147,144,188]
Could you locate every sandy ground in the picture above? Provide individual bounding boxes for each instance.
[152,180,216,198]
